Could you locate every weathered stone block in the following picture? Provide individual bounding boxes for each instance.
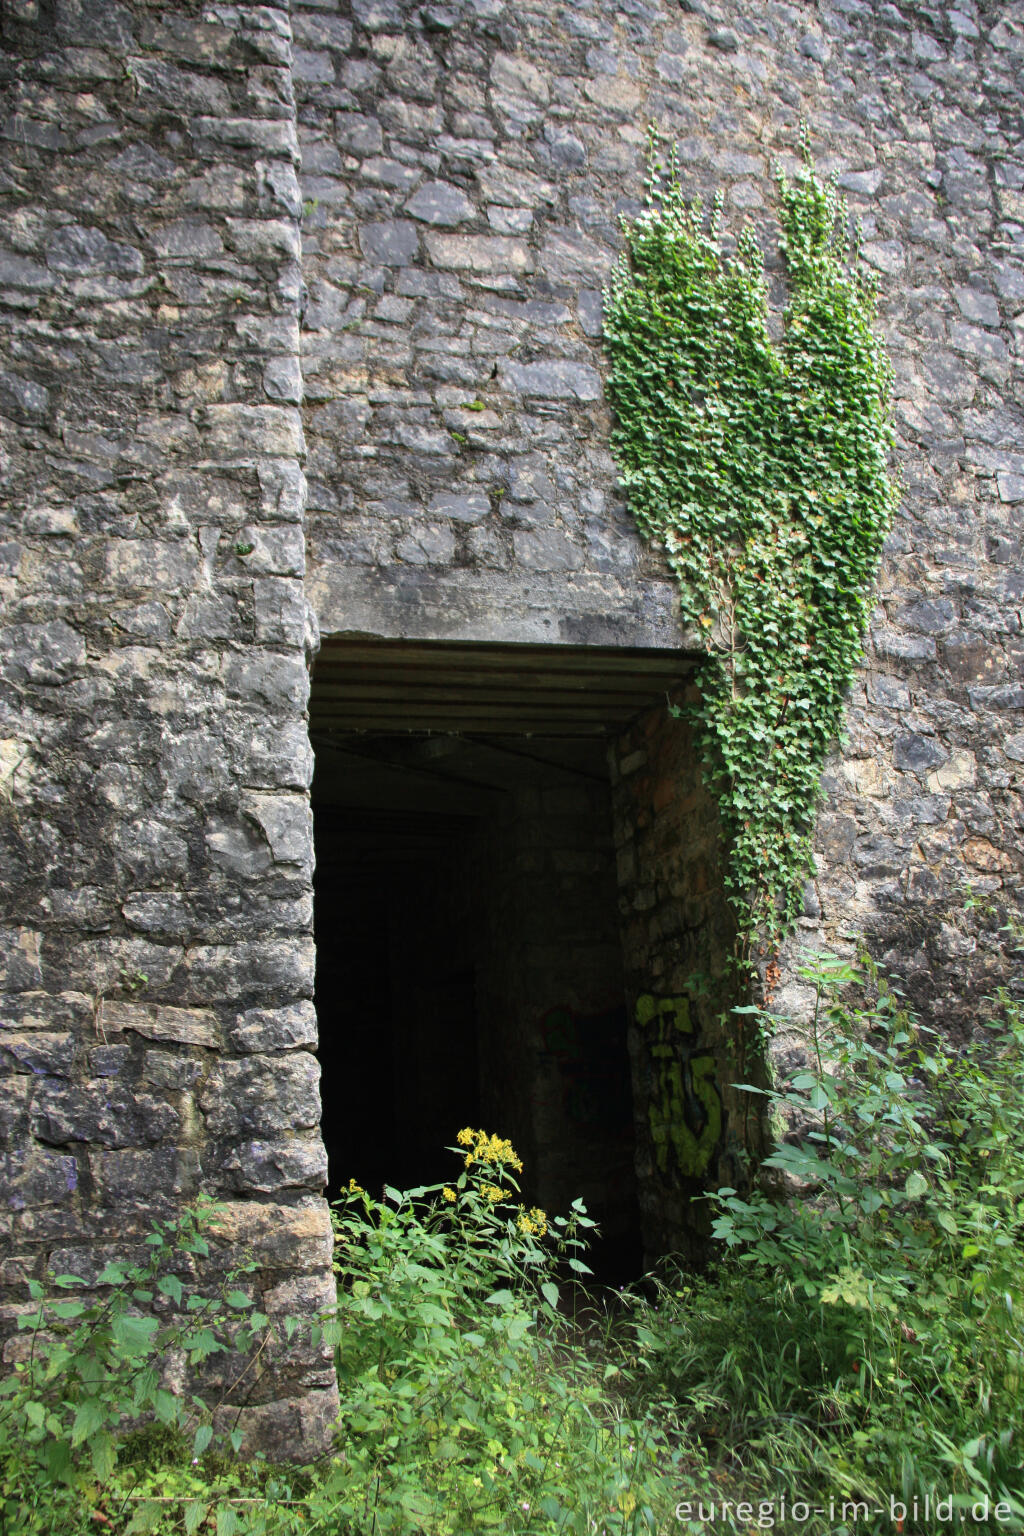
[358,220,419,265]
[395,524,456,565]
[264,357,303,405]
[227,1002,318,1054]
[207,1197,332,1273]
[0,929,43,991]
[193,117,299,161]
[405,181,475,226]
[0,1033,76,1077]
[93,1148,194,1206]
[0,622,84,685]
[99,1002,220,1050]
[45,224,144,276]
[142,1050,202,1089]
[3,1147,79,1210]
[217,1134,327,1194]
[200,1053,321,1137]
[254,578,308,646]
[223,655,309,712]
[178,940,316,1005]
[0,371,49,423]
[513,529,586,571]
[198,405,304,459]
[926,749,977,792]
[429,492,490,524]
[241,793,313,867]
[206,816,276,879]
[32,1081,180,1148]
[499,361,603,401]
[0,251,52,289]
[151,221,225,259]
[212,1387,339,1462]
[424,234,532,272]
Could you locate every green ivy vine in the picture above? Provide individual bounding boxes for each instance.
[604,138,898,964]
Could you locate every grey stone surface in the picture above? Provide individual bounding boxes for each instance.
[358,219,420,264]
[405,180,476,225]
[1,0,1023,1463]
[294,0,1023,1077]
[0,0,332,1458]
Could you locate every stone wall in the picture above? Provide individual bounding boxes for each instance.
[0,0,334,1454]
[294,0,1024,1028]
[610,693,749,1260]
[294,0,684,647]
[2,0,1023,1461]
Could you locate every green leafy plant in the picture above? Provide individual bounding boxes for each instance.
[604,135,898,962]
[0,1137,695,1534]
[0,1199,272,1534]
[625,957,1024,1530]
[314,1130,679,1534]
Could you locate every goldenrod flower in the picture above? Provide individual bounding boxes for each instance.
[347,1177,363,1194]
[482,1184,508,1204]
[455,1128,523,1172]
[442,1187,457,1203]
[517,1206,547,1237]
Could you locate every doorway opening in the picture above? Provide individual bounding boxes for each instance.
[310,637,697,1282]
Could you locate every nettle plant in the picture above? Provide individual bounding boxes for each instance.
[605,136,898,970]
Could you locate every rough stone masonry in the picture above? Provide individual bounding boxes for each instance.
[1,0,1022,1456]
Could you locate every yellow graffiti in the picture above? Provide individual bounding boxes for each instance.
[635,994,722,1177]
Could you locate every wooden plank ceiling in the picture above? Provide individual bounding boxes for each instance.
[310,637,696,737]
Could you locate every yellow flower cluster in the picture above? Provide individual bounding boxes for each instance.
[442,1187,457,1204]
[347,1177,363,1195]
[517,1207,547,1238]
[456,1128,523,1173]
[482,1184,508,1205]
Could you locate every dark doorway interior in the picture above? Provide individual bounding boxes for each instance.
[314,806,483,1197]
[310,639,694,1283]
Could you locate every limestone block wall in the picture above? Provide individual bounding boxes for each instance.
[610,695,745,1260]
[294,0,684,647]
[294,0,1024,1032]
[0,0,334,1455]
[1,0,1023,1462]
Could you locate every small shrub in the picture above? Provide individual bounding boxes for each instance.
[0,1142,688,1535]
[312,1129,680,1534]
[625,956,1024,1532]
[0,1199,273,1535]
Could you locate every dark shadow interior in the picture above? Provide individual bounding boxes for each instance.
[310,639,694,1284]
[314,804,483,1197]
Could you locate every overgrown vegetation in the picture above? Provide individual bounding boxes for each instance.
[624,956,1024,1532]
[319,1130,680,1533]
[0,1131,687,1534]
[3,959,1023,1532]
[604,137,899,960]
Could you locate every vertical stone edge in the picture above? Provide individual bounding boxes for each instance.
[0,0,336,1461]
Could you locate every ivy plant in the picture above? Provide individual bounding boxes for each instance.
[604,136,898,965]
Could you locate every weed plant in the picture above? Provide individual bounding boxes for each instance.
[0,1198,279,1534]
[624,955,1024,1533]
[314,1128,682,1534]
[0,1134,686,1534]
[3,961,1023,1533]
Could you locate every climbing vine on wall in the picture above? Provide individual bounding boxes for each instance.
[605,138,898,962]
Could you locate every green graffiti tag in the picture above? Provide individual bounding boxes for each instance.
[635,994,722,1178]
